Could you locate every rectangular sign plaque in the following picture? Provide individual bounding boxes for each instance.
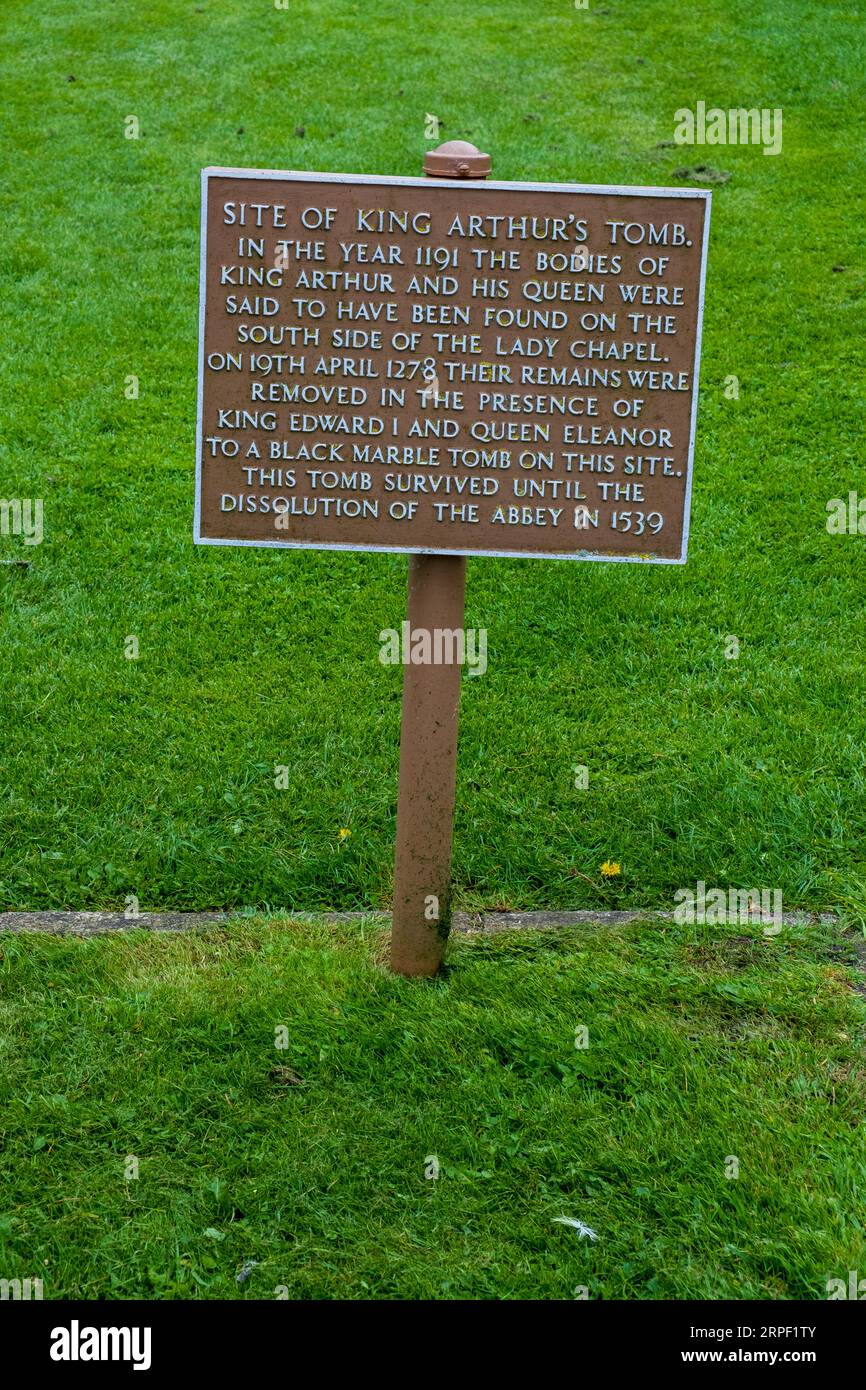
[195,169,710,563]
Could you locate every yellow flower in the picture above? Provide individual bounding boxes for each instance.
[338,827,352,841]
[600,860,621,878]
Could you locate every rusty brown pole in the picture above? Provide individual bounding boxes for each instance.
[389,141,491,978]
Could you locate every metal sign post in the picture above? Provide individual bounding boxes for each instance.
[194,149,710,981]
[389,143,490,977]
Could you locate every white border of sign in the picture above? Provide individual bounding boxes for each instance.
[195,168,711,564]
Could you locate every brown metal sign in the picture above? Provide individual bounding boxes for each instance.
[195,169,710,563]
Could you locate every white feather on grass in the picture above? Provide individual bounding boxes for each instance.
[552,1217,598,1240]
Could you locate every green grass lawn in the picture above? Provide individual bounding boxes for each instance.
[1,915,864,1299]
[0,0,864,916]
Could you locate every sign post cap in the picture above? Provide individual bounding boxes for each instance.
[423,140,491,179]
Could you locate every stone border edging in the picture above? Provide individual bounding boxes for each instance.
[0,908,840,936]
